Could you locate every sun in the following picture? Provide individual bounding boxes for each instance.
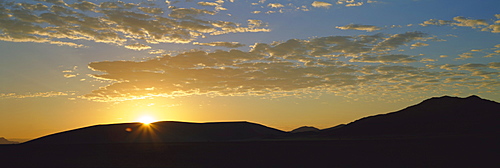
[138,115,156,125]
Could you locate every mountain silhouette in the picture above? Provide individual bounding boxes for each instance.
[321,95,500,138]
[26,121,286,144]
[290,126,320,133]
[23,95,500,145]
[3,95,499,168]
[0,137,18,144]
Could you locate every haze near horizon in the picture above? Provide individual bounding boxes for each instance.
[0,0,499,140]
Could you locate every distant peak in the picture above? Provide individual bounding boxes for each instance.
[466,95,481,99]
[428,95,484,100]
[432,95,455,99]
[416,95,498,107]
[290,126,320,133]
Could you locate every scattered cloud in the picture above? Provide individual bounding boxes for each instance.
[267,3,284,8]
[421,15,500,33]
[64,74,77,78]
[197,1,227,11]
[373,31,427,51]
[345,2,363,7]
[452,16,489,28]
[80,32,499,102]
[2,1,499,102]
[410,42,429,49]
[125,43,152,51]
[420,58,437,62]
[456,52,473,60]
[0,1,269,49]
[350,54,418,63]
[337,0,364,7]
[148,49,167,55]
[0,91,70,99]
[311,1,333,8]
[336,24,382,32]
[193,41,246,48]
[198,2,219,6]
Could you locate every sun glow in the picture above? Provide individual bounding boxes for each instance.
[138,115,156,124]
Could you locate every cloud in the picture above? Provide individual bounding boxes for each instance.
[209,19,271,35]
[125,43,152,50]
[420,58,436,62]
[337,0,364,7]
[456,52,473,60]
[267,3,284,8]
[197,1,227,11]
[198,2,219,6]
[421,15,500,33]
[345,2,363,7]
[193,41,246,48]
[373,31,427,51]
[311,1,333,8]
[0,91,70,99]
[336,24,382,32]
[35,0,66,5]
[349,54,418,63]
[458,63,488,71]
[452,16,488,28]
[0,1,270,49]
[148,49,167,55]
[440,64,457,71]
[410,42,428,49]
[489,62,500,69]
[79,32,499,102]
[485,24,500,33]
[64,74,77,78]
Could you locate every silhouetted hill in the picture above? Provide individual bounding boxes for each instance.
[0,137,18,144]
[320,124,345,132]
[3,96,499,167]
[26,121,287,144]
[290,126,320,133]
[22,95,500,145]
[322,95,500,138]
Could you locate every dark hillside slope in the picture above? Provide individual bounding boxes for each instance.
[0,137,18,144]
[323,95,500,138]
[26,121,286,144]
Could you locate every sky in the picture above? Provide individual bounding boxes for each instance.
[0,0,499,140]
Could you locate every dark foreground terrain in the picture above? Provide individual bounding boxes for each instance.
[2,95,498,167]
[1,135,498,168]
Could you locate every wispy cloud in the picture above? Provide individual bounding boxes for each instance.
[420,15,500,33]
[125,43,152,51]
[336,24,382,32]
[0,91,71,99]
[349,54,418,63]
[373,31,427,51]
[193,41,246,48]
